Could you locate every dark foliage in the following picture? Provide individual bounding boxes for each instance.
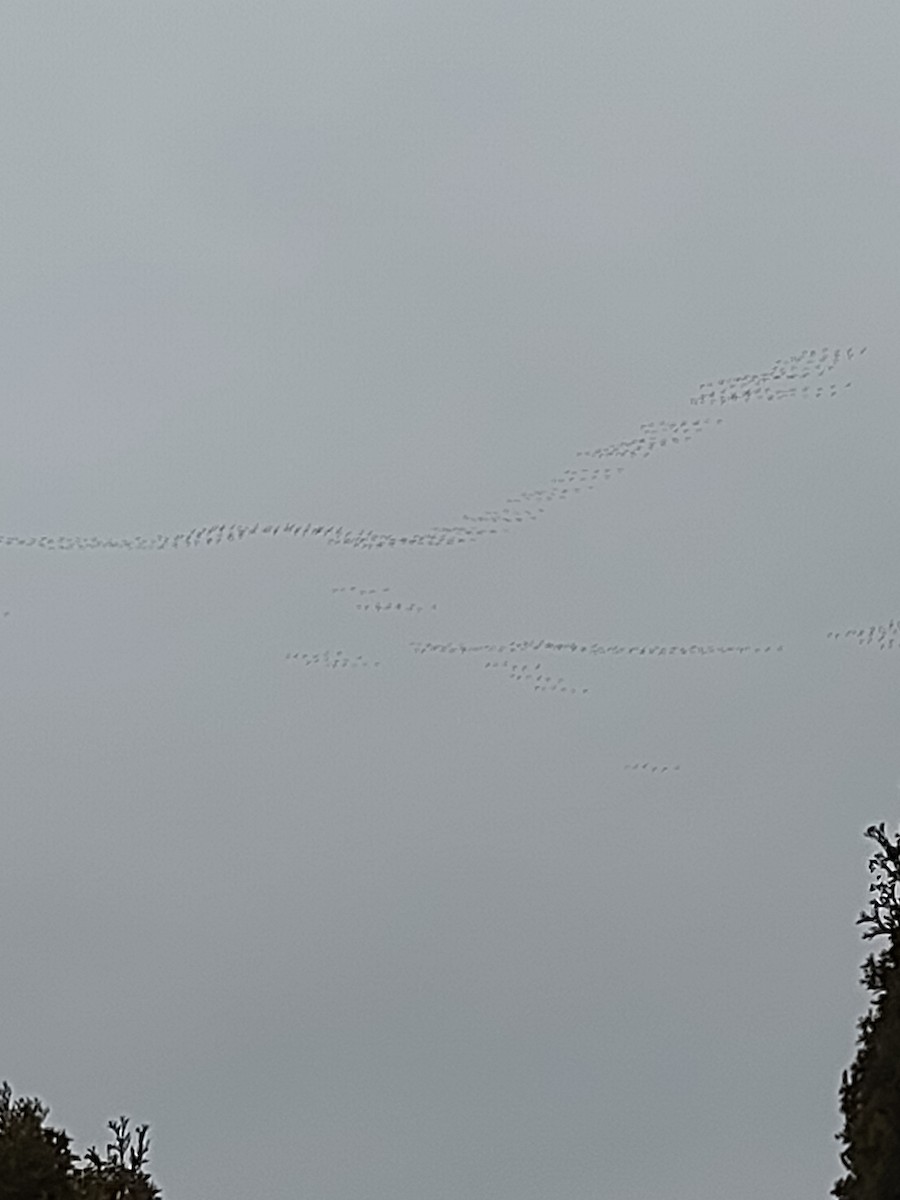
[0,1084,160,1200]
[833,822,900,1199]
[0,1083,77,1200]
[75,1115,161,1200]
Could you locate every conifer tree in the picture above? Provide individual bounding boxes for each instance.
[833,821,900,1198]
[0,1084,161,1200]
[0,1081,77,1200]
[75,1115,161,1200]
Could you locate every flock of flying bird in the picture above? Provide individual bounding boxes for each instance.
[4,342,879,768]
[284,649,381,669]
[332,586,438,614]
[0,345,861,556]
[482,659,587,695]
[409,639,785,657]
[281,344,876,772]
[827,621,900,652]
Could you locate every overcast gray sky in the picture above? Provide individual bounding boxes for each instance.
[1,3,899,1198]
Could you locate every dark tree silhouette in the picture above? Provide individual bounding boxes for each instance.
[0,1082,77,1200]
[76,1115,161,1200]
[0,1083,161,1200]
[833,822,900,1199]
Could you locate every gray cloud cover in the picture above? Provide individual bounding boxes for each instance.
[1,3,898,1198]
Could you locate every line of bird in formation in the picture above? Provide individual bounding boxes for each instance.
[0,345,862,555]
[827,621,900,651]
[688,345,862,407]
[282,645,588,694]
[285,639,789,701]
[335,342,861,667]
[4,343,868,710]
[394,640,786,701]
[331,586,437,613]
[284,649,380,668]
[482,659,588,694]
[288,613,900,701]
[410,639,785,657]
[287,639,784,681]
[0,344,875,777]
[354,601,437,613]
